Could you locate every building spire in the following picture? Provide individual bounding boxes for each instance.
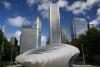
[34,17,41,30]
[72,18,76,39]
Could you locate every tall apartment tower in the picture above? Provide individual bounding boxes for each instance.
[49,4,61,44]
[20,17,41,53]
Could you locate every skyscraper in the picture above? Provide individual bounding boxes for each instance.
[20,17,41,53]
[61,28,67,43]
[49,4,61,44]
[71,18,88,39]
[34,17,41,47]
[89,22,100,30]
[89,23,96,28]
[71,19,76,39]
[20,27,36,53]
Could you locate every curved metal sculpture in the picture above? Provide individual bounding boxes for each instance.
[16,4,80,67]
[16,44,80,67]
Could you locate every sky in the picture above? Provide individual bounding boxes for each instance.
[0,0,100,44]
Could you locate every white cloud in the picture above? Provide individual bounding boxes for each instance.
[38,1,52,18]
[57,0,68,8]
[38,0,68,18]
[7,16,30,27]
[90,8,100,25]
[5,33,13,41]
[86,0,99,7]
[27,0,50,7]
[5,31,21,45]
[27,0,39,7]
[14,31,21,45]
[67,0,100,15]
[27,0,100,17]
[27,0,68,18]
[41,35,47,47]
[2,1,11,9]
[67,1,83,14]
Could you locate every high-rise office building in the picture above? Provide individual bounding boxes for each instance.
[20,17,41,53]
[89,23,96,28]
[34,17,41,47]
[49,4,61,44]
[61,28,67,43]
[71,18,88,39]
[20,27,36,53]
[89,22,100,30]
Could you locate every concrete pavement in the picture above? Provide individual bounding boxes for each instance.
[7,65,100,67]
[73,65,100,67]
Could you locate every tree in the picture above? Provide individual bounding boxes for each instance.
[0,29,18,65]
[71,28,100,65]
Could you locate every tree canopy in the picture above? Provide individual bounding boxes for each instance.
[0,29,19,66]
[70,28,100,65]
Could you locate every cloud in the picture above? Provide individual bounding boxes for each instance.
[67,0,100,15]
[38,0,68,18]
[27,0,68,18]
[57,0,68,8]
[38,1,52,18]
[89,8,100,25]
[7,16,30,27]
[5,33,13,41]
[5,30,21,45]
[27,0,51,7]
[86,0,99,7]
[41,35,47,47]
[27,0,40,7]
[14,30,21,45]
[2,1,11,9]
[67,1,83,14]
[27,0,100,17]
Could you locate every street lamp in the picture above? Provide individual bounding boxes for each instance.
[82,44,86,64]
[0,25,6,61]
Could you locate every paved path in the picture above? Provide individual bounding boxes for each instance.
[73,65,100,67]
[7,65,17,67]
[7,65,100,67]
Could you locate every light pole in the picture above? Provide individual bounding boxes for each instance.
[0,25,6,62]
[10,45,13,64]
[82,44,86,64]
[0,41,4,61]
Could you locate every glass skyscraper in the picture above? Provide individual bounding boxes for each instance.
[71,18,88,39]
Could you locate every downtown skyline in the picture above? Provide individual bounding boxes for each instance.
[0,0,100,43]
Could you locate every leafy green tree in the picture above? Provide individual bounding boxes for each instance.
[71,28,100,65]
[0,29,18,65]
